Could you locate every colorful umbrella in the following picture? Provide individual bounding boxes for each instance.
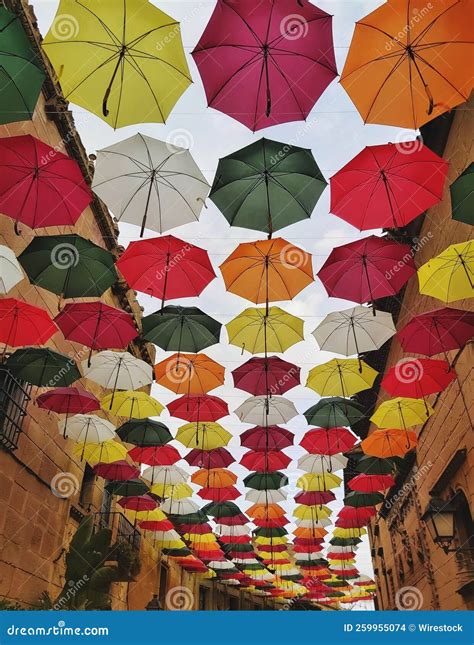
[93,461,140,481]
[36,388,100,429]
[330,142,448,230]
[318,235,415,305]
[167,395,229,423]
[192,0,336,131]
[344,492,384,508]
[192,468,237,488]
[0,135,91,232]
[294,492,335,507]
[76,440,128,465]
[371,397,434,429]
[0,299,57,354]
[243,471,288,490]
[101,391,164,419]
[116,235,215,305]
[142,465,188,487]
[397,307,474,356]
[6,347,80,387]
[240,450,291,472]
[0,245,23,294]
[355,456,395,476]
[300,427,358,455]
[232,356,300,396]
[306,358,378,397]
[155,353,225,395]
[303,398,364,429]
[381,358,455,398]
[83,351,153,393]
[340,0,473,129]
[59,414,115,445]
[128,445,180,466]
[142,306,221,353]
[116,418,172,446]
[451,163,474,225]
[227,307,304,354]
[246,489,286,504]
[105,479,149,497]
[348,474,395,493]
[118,495,157,513]
[210,137,326,236]
[296,473,342,491]
[92,133,208,236]
[240,425,294,451]
[418,240,473,303]
[234,395,298,427]
[18,234,117,299]
[361,429,417,458]
[297,453,348,473]
[185,448,234,469]
[176,422,232,450]
[43,0,191,128]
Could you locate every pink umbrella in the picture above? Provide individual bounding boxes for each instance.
[232,356,300,396]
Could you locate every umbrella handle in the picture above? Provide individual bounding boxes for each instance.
[14,220,21,236]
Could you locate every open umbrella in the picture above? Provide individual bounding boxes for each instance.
[349,474,395,493]
[18,234,117,300]
[296,473,342,491]
[83,351,153,392]
[6,347,81,387]
[297,453,348,473]
[340,0,473,129]
[176,422,232,450]
[246,489,286,504]
[59,414,115,444]
[330,142,448,230]
[142,306,221,353]
[43,0,191,128]
[306,358,378,397]
[105,479,149,497]
[192,0,336,131]
[240,450,291,472]
[234,395,298,426]
[300,427,358,455]
[232,356,300,396]
[381,358,455,399]
[417,241,473,303]
[0,245,23,294]
[303,398,364,429]
[371,397,434,429]
[116,419,172,446]
[117,235,215,305]
[361,429,417,458]
[0,135,92,233]
[155,353,225,395]
[240,425,294,451]
[344,491,384,508]
[243,471,288,490]
[355,456,395,476]
[101,391,164,419]
[192,468,237,488]
[167,394,229,423]
[76,440,128,465]
[0,7,45,125]
[128,445,180,466]
[94,461,140,481]
[0,298,57,355]
[227,307,304,355]
[142,465,188,487]
[294,492,335,507]
[451,163,474,225]
[92,133,208,236]
[36,387,100,432]
[210,138,326,236]
[185,447,234,469]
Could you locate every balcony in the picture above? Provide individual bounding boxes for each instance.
[0,366,32,451]
[93,511,141,552]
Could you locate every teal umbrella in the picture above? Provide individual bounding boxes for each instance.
[142,306,221,352]
[0,7,45,125]
[344,491,384,507]
[451,162,474,225]
[243,471,288,490]
[304,397,365,428]
[209,138,326,237]
[355,455,395,475]
[105,479,149,496]
[18,234,117,299]
[5,347,81,387]
[116,419,172,446]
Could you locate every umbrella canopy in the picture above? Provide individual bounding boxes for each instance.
[18,234,117,299]
[142,306,221,353]
[105,479,149,497]
[340,0,473,129]
[94,461,140,481]
[101,391,164,419]
[116,419,172,446]
[296,473,342,491]
[168,395,229,423]
[209,138,326,236]
[0,298,57,352]
[176,422,232,450]
[220,238,313,305]
[303,398,364,429]
[128,445,180,466]
[0,135,92,232]
[397,307,474,356]
[313,306,396,356]
[155,353,225,395]
[118,495,157,512]
[243,471,288,490]
[59,414,115,444]
[192,468,237,488]
[227,307,304,354]
[293,505,332,521]
[318,235,415,304]
[234,395,298,426]
[300,427,358,455]
[344,491,384,508]
[83,351,152,392]
[381,358,455,398]
[349,474,395,493]
[185,447,234,469]
[76,440,128,465]
[43,0,191,128]
[451,163,474,225]
[330,142,448,230]
[232,356,300,396]
[36,387,100,416]
[418,240,473,303]
[306,358,378,397]
[92,133,208,236]
[240,450,291,472]
[240,425,294,451]
[371,397,434,429]
[6,347,80,387]
[0,245,23,294]
[0,7,45,125]
[116,235,215,304]
[355,456,395,476]
[246,489,286,504]
[247,503,285,520]
[142,465,188,486]
[297,453,348,473]
[361,429,417,458]
[192,0,336,131]
[294,492,335,507]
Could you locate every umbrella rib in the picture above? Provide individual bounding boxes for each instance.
[412,50,470,101]
[269,46,337,76]
[59,50,123,99]
[76,0,122,46]
[266,51,306,118]
[112,54,127,130]
[207,52,263,106]
[0,65,34,118]
[123,53,165,121]
[411,3,463,47]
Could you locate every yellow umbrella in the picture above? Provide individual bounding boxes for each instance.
[151,482,193,499]
[101,391,164,418]
[134,508,167,522]
[183,533,215,544]
[226,306,304,354]
[296,473,342,491]
[328,559,356,567]
[75,440,128,465]
[176,422,232,449]
[371,397,434,429]
[306,358,378,396]
[333,528,367,538]
[293,505,332,520]
[43,0,191,128]
[254,536,288,546]
[418,240,473,303]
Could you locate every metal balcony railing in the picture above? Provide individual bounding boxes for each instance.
[93,511,141,551]
[0,366,32,451]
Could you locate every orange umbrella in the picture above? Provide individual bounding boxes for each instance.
[191,468,237,488]
[154,353,225,394]
[293,527,327,539]
[361,428,417,458]
[219,238,313,306]
[340,0,473,129]
[247,503,286,519]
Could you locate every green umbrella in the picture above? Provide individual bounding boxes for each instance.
[116,419,172,446]
[304,397,365,428]
[6,347,81,387]
[355,455,395,475]
[241,563,265,571]
[162,548,191,557]
[18,234,117,299]
[451,162,474,225]
[142,306,221,352]
[0,8,45,125]
[209,138,327,237]
[202,501,241,518]
[329,537,361,547]
[344,491,384,507]
[243,471,288,490]
[105,479,149,497]
[254,527,287,538]
[169,511,208,525]
[223,543,254,553]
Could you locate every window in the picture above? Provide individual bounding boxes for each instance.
[158,564,169,608]
[198,586,208,610]
[78,464,95,509]
[0,367,31,451]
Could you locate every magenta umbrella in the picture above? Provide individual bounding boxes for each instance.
[232,356,300,396]
[192,0,337,131]
[397,308,474,357]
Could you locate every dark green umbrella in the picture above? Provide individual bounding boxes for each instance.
[222,543,254,553]
[451,162,474,225]
[116,419,172,446]
[18,234,117,299]
[105,479,149,496]
[169,511,208,525]
[162,548,191,557]
[209,138,327,237]
[329,537,361,547]
[344,491,384,507]
[0,8,45,125]
[243,471,288,490]
[240,563,265,571]
[202,501,241,518]
[355,455,394,475]
[142,305,221,352]
[280,574,303,581]
[6,347,81,386]
[304,397,365,428]
[254,527,287,538]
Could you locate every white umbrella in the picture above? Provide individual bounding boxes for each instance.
[295,552,325,561]
[82,351,153,392]
[294,518,332,528]
[142,465,188,486]
[0,245,23,294]
[160,498,199,515]
[221,579,240,585]
[60,414,115,443]
[208,560,235,570]
[234,395,298,425]
[327,545,358,554]
[312,306,396,356]
[216,524,250,537]
[297,453,348,473]
[151,529,183,542]
[92,133,210,237]
[233,558,259,565]
[245,489,286,504]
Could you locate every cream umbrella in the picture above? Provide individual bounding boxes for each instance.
[83,351,153,404]
[245,489,286,504]
[234,395,298,425]
[297,453,348,473]
[160,498,199,515]
[0,245,23,294]
[60,414,115,444]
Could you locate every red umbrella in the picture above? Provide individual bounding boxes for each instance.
[216,514,249,526]
[327,551,355,560]
[330,142,448,230]
[381,358,455,398]
[139,519,174,532]
[338,506,376,522]
[240,425,294,450]
[232,356,300,396]
[348,473,395,493]
[294,490,336,505]
[293,538,324,546]
[300,427,358,455]
[293,544,324,553]
[240,450,291,471]
[253,517,289,528]
[167,394,229,422]
[93,460,140,481]
[128,445,181,466]
[219,535,251,544]
[0,134,92,232]
[116,235,215,305]
[185,447,234,469]
[0,298,57,354]
[318,235,415,305]
[192,0,337,132]
[336,517,369,529]
[259,543,289,552]
[197,486,240,502]
[397,307,474,357]
[117,495,157,512]
[180,524,214,535]
[36,387,99,415]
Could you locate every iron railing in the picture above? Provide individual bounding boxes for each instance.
[0,367,32,451]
